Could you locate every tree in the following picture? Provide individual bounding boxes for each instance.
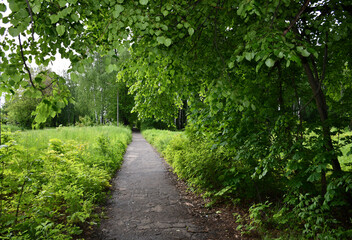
[1,0,352,235]
[2,67,70,128]
[73,52,136,126]
[3,92,38,128]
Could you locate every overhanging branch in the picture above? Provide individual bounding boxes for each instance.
[25,0,35,43]
[18,35,41,93]
[283,0,310,36]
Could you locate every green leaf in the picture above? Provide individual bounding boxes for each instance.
[308,47,318,58]
[188,27,194,36]
[139,0,148,5]
[56,25,65,36]
[307,172,320,182]
[216,102,223,109]
[58,0,66,7]
[0,27,6,36]
[256,61,264,72]
[157,36,165,44]
[70,72,78,82]
[162,10,169,16]
[228,62,234,69]
[301,49,310,57]
[8,27,20,37]
[106,64,117,73]
[164,38,172,47]
[32,4,40,14]
[0,3,7,12]
[50,14,60,24]
[297,46,310,57]
[8,0,19,12]
[71,13,79,22]
[265,58,275,68]
[288,53,300,63]
[77,64,84,73]
[113,5,124,18]
[286,60,291,67]
[244,52,255,61]
[251,104,256,111]
[50,110,57,118]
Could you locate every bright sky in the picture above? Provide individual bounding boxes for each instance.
[50,55,71,76]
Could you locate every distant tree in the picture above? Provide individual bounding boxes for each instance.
[4,92,39,128]
[74,52,136,126]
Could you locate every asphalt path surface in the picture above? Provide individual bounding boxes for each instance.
[97,132,218,240]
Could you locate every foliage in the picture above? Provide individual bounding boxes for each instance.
[142,129,180,153]
[1,124,23,132]
[0,126,131,239]
[73,52,135,125]
[2,68,73,128]
[3,92,39,128]
[2,0,352,238]
[144,129,352,238]
[140,118,176,131]
[75,115,94,127]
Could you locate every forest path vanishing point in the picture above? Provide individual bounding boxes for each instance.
[91,132,237,240]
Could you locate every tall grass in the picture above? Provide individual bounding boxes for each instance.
[16,125,131,150]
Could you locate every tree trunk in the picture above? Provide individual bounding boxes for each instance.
[116,88,119,127]
[301,57,342,173]
[277,63,284,112]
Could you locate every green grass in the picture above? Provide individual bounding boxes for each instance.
[16,125,131,149]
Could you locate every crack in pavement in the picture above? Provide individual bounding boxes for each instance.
[96,132,217,240]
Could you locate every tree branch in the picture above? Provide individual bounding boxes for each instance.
[300,31,328,113]
[25,0,35,43]
[18,35,37,91]
[187,11,211,54]
[270,0,281,29]
[321,31,328,82]
[283,0,310,36]
[96,17,112,45]
[213,0,226,70]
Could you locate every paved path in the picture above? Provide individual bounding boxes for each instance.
[98,133,216,240]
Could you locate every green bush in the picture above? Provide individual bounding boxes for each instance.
[1,124,24,132]
[143,128,352,239]
[75,115,94,127]
[0,126,131,239]
[142,129,180,153]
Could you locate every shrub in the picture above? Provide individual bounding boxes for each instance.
[0,126,131,239]
[143,128,352,239]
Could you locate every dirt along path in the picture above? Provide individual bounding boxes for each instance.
[91,132,236,240]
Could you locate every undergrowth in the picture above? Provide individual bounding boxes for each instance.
[142,129,352,239]
[0,126,131,239]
